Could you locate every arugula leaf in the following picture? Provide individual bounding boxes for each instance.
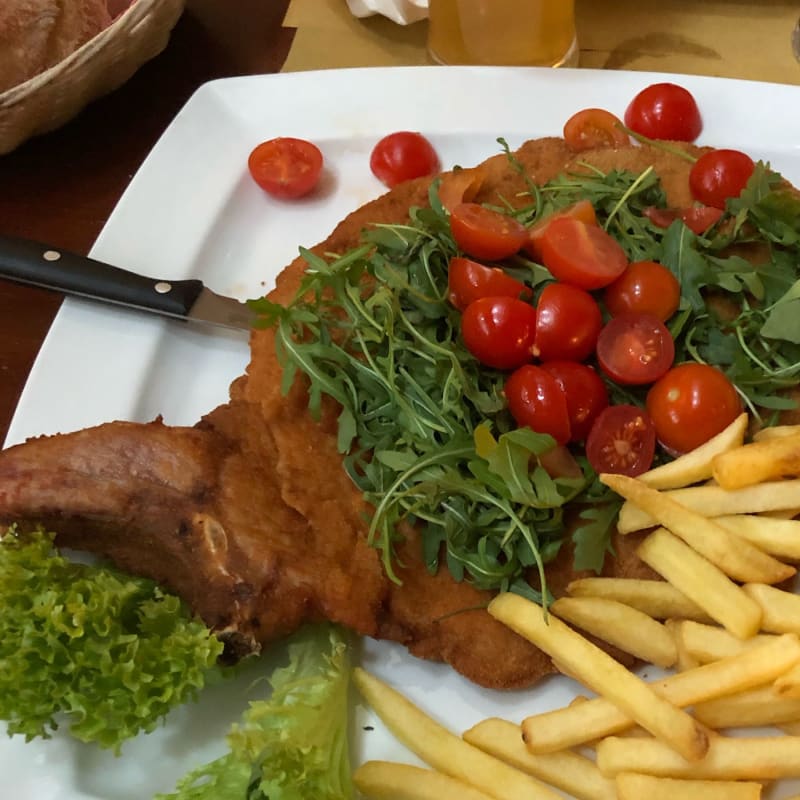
[572,500,622,573]
[0,528,224,752]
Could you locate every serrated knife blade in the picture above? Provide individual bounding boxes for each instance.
[0,235,257,332]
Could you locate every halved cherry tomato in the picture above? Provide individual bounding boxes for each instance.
[604,260,681,322]
[643,205,724,235]
[447,257,531,311]
[646,363,742,454]
[248,137,323,199]
[504,365,571,445]
[542,361,609,442]
[524,200,598,261]
[563,108,630,152]
[596,312,675,386]
[624,83,702,142]
[689,149,755,210]
[586,404,657,477]
[539,217,628,290]
[450,203,528,261]
[461,296,537,370]
[370,131,440,188]
[534,282,602,362]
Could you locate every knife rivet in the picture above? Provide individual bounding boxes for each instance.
[43,250,61,262]
[154,281,172,294]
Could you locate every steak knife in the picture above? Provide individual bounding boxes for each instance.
[0,235,257,331]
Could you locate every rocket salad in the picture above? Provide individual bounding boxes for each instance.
[253,138,800,594]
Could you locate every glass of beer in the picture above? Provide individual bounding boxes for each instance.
[427,0,578,68]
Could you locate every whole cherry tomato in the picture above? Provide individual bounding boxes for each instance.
[646,363,742,454]
[542,361,609,442]
[586,404,657,477]
[688,149,755,210]
[450,203,528,261]
[460,296,537,370]
[539,217,628,290]
[596,312,675,386]
[504,365,572,445]
[524,200,598,262]
[370,131,440,188]
[643,205,723,235]
[248,137,323,199]
[624,83,703,142]
[563,108,630,151]
[603,260,681,322]
[447,257,531,311]
[534,282,603,362]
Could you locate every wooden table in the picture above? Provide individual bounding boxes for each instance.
[1,0,798,444]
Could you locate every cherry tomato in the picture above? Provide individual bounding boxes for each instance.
[524,200,598,262]
[447,257,531,311]
[461,296,537,370]
[646,363,742,454]
[450,203,528,261]
[370,131,440,188]
[604,260,681,322]
[624,83,702,142]
[643,205,724,235]
[586,405,657,477]
[248,137,323,199]
[542,361,609,442]
[596,312,675,386]
[504,365,571,445]
[534,282,602,362]
[688,149,755,210]
[563,108,630,151]
[539,217,629,290]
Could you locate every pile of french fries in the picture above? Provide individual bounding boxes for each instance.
[352,413,800,800]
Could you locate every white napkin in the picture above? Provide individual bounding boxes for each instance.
[346,0,429,25]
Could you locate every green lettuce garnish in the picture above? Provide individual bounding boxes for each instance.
[0,527,224,752]
[156,624,352,800]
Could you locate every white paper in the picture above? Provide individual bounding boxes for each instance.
[345,0,428,25]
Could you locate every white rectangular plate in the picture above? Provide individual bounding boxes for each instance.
[3,66,800,799]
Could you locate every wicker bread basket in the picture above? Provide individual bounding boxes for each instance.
[0,0,185,155]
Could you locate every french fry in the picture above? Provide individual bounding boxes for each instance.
[664,619,701,671]
[617,479,800,533]
[637,412,748,490]
[602,473,795,584]
[712,433,800,489]
[566,577,713,622]
[753,424,800,441]
[693,684,800,728]
[351,668,563,800]
[781,721,800,735]
[519,634,800,751]
[743,583,800,635]
[774,662,800,698]
[714,514,800,560]
[550,596,677,668]
[761,507,800,519]
[353,761,496,800]
[615,772,762,800]
[462,717,616,800]
[636,528,762,639]
[488,593,708,762]
[597,735,800,780]
[672,620,778,663]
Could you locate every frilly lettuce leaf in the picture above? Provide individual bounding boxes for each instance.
[0,527,224,752]
[157,624,352,800]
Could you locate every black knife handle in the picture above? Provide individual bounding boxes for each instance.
[0,235,204,318]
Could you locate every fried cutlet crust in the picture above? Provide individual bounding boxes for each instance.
[0,138,706,688]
